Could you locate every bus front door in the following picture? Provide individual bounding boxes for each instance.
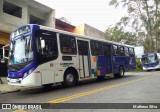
[77,40,91,78]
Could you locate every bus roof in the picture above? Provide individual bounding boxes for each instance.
[13,24,135,48]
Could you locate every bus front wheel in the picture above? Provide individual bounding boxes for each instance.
[63,71,77,87]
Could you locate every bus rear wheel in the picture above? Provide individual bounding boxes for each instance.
[119,66,124,77]
[63,71,77,87]
[114,66,124,78]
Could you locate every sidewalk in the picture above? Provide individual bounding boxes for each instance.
[0,77,21,94]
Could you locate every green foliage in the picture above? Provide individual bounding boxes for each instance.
[105,26,138,45]
[128,6,135,13]
[109,0,118,6]
[109,0,160,53]
[135,58,143,71]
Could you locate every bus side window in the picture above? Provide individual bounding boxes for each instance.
[90,41,102,56]
[35,30,58,58]
[129,48,135,57]
[103,45,110,56]
[125,47,129,56]
[119,46,125,56]
[113,45,119,55]
[59,34,77,55]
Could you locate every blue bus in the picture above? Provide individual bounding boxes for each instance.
[141,53,160,71]
[7,24,136,87]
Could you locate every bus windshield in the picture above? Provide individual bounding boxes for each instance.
[9,35,33,64]
[141,55,158,64]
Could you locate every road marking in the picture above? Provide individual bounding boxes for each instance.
[49,74,159,103]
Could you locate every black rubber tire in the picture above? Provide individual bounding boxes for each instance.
[63,70,77,87]
[119,66,124,77]
[114,66,124,78]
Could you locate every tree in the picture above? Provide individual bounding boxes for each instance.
[109,0,160,53]
[105,26,138,45]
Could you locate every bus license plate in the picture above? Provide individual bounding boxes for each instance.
[10,79,18,83]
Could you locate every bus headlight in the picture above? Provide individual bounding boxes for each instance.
[29,69,33,74]
[23,72,28,78]
[23,68,34,79]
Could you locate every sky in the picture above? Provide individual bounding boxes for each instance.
[35,0,127,32]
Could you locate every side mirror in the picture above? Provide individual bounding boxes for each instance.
[41,40,45,49]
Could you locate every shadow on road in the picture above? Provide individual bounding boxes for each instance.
[19,75,136,95]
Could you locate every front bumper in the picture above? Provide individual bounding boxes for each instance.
[143,65,160,70]
[7,72,42,87]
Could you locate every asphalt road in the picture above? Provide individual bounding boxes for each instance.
[1,71,160,112]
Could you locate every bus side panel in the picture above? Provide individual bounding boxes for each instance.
[108,56,112,74]
[113,56,135,73]
[124,56,130,72]
[97,56,107,76]
[97,56,112,76]
[90,56,98,77]
[129,57,136,70]
[113,56,124,74]
[41,69,55,85]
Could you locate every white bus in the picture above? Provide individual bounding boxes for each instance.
[7,24,136,87]
[141,52,160,71]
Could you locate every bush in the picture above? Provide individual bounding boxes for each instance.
[135,58,143,71]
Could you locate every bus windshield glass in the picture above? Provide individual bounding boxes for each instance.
[9,35,33,64]
[141,55,158,64]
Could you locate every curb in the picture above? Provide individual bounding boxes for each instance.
[0,89,21,94]
[0,84,22,94]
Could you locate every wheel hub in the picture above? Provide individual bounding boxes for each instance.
[66,74,74,83]
[120,68,124,76]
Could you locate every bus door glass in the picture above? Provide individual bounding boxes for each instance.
[129,48,136,69]
[103,44,112,74]
[77,40,91,78]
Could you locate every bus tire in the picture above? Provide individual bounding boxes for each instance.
[119,66,124,77]
[114,66,124,78]
[63,70,77,87]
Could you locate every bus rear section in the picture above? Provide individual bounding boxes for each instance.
[111,45,136,78]
[141,53,160,71]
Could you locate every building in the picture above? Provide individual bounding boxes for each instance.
[0,0,55,47]
[0,0,105,78]
[56,18,76,33]
[74,24,105,39]
[0,0,55,77]
[56,19,105,39]
[0,0,104,47]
